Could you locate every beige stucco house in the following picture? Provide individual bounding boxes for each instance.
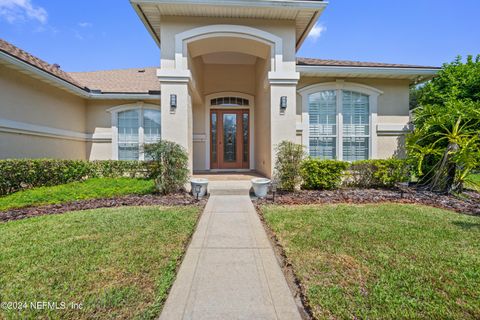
[0,0,439,177]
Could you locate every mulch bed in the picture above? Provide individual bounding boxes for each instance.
[0,193,207,223]
[255,188,480,216]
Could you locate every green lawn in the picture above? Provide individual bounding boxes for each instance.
[262,203,480,319]
[0,205,199,319]
[0,178,156,211]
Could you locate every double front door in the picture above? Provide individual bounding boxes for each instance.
[210,109,249,169]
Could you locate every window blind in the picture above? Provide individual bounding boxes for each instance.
[309,90,337,159]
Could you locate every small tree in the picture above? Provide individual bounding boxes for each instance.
[274,141,305,191]
[144,140,189,195]
[407,99,480,193]
[407,56,480,193]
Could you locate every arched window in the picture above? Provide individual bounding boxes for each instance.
[301,82,381,161]
[110,104,161,160]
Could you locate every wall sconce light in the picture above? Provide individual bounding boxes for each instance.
[170,94,177,111]
[280,96,287,113]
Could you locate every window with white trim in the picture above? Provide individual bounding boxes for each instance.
[116,108,161,160]
[309,90,337,159]
[342,91,369,161]
[308,89,371,161]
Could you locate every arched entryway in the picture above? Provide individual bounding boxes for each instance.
[158,24,299,177]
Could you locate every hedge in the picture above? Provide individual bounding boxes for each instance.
[296,158,409,191]
[0,160,149,196]
[300,159,349,190]
[347,159,410,188]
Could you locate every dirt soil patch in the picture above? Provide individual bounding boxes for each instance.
[1,193,206,223]
[256,188,479,216]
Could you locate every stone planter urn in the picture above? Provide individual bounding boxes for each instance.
[251,178,271,198]
[190,178,209,199]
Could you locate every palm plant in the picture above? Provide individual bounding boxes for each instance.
[407,99,480,193]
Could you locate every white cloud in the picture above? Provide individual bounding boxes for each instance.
[78,22,92,28]
[0,0,47,24]
[308,23,327,42]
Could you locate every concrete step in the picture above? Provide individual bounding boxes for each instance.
[207,180,252,196]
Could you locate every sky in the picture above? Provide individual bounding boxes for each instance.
[0,0,479,72]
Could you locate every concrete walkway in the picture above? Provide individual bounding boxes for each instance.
[159,181,302,320]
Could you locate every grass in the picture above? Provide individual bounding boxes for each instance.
[262,203,480,319]
[0,178,156,211]
[0,205,200,319]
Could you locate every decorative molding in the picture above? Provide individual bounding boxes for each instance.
[268,71,300,85]
[175,24,283,72]
[193,134,207,142]
[0,118,111,142]
[377,123,411,135]
[157,69,192,83]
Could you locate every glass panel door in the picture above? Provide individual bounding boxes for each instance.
[223,113,237,162]
[211,109,249,169]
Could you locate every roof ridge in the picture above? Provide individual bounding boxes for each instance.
[68,66,159,74]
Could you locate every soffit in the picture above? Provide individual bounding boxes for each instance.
[132,0,327,50]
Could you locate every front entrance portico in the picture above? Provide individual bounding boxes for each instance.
[157,24,299,177]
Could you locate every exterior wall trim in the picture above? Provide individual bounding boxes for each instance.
[377,123,411,136]
[0,118,110,142]
[299,80,383,160]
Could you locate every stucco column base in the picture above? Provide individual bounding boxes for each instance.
[268,72,299,178]
[158,69,194,173]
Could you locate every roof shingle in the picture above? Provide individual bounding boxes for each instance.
[68,67,159,94]
[0,38,84,88]
[297,57,439,69]
[0,38,439,96]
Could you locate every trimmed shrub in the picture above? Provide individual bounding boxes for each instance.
[0,159,148,196]
[91,161,149,178]
[301,159,349,190]
[347,159,410,188]
[144,141,189,195]
[274,141,306,191]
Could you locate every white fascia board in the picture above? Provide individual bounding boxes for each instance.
[89,93,160,100]
[0,51,160,101]
[131,0,328,10]
[297,65,439,78]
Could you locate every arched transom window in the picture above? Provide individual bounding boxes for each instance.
[303,82,381,161]
[111,105,161,160]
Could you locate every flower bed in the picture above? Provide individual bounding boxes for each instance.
[1,193,206,223]
[257,188,480,215]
